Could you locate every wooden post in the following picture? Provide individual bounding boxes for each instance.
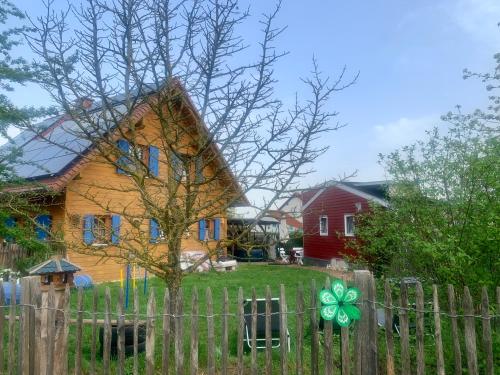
[190,287,199,375]
[8,280,17,375]
[117,288,125,375]
[20,278,31,374]
[75,287,84,375]
[91,288,98,375]
[162,288,171,375]
[368,273,378,374]
[447,285,462,375]
[481,287,493,375]
[45,284,55,375]
[103,288,112,375]
[207,287,215,375]
[0,280,4,373]
[53,285,70,375]
[221,288,229,375]
[383,280,395,375]
[323,277,333,375]
[399,281,411,375]
[146,288,156,375]
[29,277,40,375]
[265,286,273,375]
[296,283,304,375]
[251,288,258,375]
[237,287,244,375]
[353,270,378,375]
[175,289,184,375]
[279,284,288,375]
[310,279,319,375]
[432,285,444,375]
[133,288,139,375]
[415,282,425,375]
[463,287,478,375]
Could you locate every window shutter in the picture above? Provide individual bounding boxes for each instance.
[4,217,16,242]
[83,215,94,245]
[111,215,121,244]
[214,218,221,240]
[35,214,52,241]
[148,145,159,177]
[198,219,206,241]
[117,139,130,174]
[150,219,159,243]
[5,217,16,228]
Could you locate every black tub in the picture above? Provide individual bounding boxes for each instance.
[99,323,146,357]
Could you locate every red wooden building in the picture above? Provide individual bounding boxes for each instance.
[301,181,388,265]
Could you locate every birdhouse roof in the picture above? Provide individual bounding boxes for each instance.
[29,258,81,275]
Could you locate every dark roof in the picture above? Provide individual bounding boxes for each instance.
[1,80,249,204]
[341,181,389,201]
[0,97,131,180]
[28,258,81,275]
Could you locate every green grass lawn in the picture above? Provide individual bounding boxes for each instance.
[68,264,334,373]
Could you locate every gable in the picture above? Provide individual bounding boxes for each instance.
[2,80,247,203]
[302,181,389,211]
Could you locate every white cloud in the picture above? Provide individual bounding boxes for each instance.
[372,115,440,153]
[449,0,500,46]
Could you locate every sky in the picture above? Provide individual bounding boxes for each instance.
[4,0,500,188]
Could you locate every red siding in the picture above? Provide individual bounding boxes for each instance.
[303,186,370,260]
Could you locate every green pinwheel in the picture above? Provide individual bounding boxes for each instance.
[319,280,361,327]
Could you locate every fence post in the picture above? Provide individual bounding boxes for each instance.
[20,278,30,375]
[353,270,378,375]
[53,286,70,375]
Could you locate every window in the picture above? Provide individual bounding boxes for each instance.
[93,215,110,244]
[35,215,52,241]
[198,218,221,241]
[150,218,166,243]
[319,216,328,236]
[344,214,355,236]
[116,139,159,177]
[83,215,121,245]
[171,152,186,182]
[133,144,149,165]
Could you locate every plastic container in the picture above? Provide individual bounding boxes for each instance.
[73,274,94,289]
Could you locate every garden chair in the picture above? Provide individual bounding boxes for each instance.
[279,248,289,263]
[243,298,290,351]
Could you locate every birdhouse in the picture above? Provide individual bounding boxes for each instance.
[28,257,81,291]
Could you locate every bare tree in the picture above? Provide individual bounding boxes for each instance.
[21,0,356,291]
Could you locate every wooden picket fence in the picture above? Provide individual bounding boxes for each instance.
[0,243,29,269]
[0,271,498,374]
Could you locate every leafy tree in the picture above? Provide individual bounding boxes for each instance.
[20,0,355,292]
[349,56,499,288]
[0,1,56,271]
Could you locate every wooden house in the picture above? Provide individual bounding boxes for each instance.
[2,80,246,281]
[301,181,388,266]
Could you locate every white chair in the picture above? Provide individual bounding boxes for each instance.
[295,250,303,265]
[279,248,289,263]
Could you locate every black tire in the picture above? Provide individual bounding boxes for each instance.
[99,323,147,357]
